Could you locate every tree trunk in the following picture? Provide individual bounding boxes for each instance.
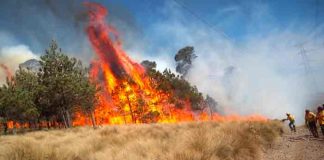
[36,119,41,130]
[13,122,17,135]
[28,122,32,131]
[62,112,68,128]
[126,94,135,123]
[46,117,51,129]
[65,110,72,128]
[52,120,57,129]
[209,106,213,121]
[123,110,127,124]
[90,112,97,129]
[2,122,8,135]
[47,121,50,129]
[32,120,37,131]
[61,91,72,128]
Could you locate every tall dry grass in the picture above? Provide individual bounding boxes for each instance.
[0,121,282,160]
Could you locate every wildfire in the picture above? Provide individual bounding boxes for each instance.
[71,2,268,126]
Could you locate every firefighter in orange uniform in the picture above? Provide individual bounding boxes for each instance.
[305,109,319,138]
[283,113,296,132]
[316,106,324,136]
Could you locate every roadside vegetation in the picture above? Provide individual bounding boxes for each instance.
[0,121,282,160]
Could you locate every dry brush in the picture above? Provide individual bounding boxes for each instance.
[0,121,282,160]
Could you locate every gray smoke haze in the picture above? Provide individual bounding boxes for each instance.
[138,2,324,124]
[0,44,38,84]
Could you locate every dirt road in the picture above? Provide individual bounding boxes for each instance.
[263,126,324,160]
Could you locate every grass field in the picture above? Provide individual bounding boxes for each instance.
[0,121,282,160]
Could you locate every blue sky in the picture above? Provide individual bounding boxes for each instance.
[0,0,323,53]
[100,0,324,41]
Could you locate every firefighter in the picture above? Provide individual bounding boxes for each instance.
[316,106,324,136]
[282,113,296,132]
[305,109,319,138]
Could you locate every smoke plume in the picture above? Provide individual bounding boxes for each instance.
[0,44,38,84]
[140,2,324,123]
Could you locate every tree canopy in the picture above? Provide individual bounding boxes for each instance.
[0,41,98,133]
[175,46,197,77]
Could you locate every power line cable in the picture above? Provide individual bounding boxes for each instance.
[315,0,319,28]
[172,0,232,42]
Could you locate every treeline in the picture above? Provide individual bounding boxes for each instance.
[0,41,98,134]
[0,42,218,134]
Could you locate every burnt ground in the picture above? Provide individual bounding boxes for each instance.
[263,126,324,160]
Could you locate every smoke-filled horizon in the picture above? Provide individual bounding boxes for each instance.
[1,0,324,123]
[142,2,324,124]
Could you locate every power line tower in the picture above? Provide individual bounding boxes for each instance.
[297,43,318,94]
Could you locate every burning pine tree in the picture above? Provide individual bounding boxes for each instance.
[74,3,209,125]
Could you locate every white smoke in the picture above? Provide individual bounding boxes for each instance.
[0,45,38,84]
[136,2,324,124]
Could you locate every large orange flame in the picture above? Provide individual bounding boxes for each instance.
[72,3,267,126]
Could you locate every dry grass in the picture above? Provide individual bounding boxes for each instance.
[0,121,282,160]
